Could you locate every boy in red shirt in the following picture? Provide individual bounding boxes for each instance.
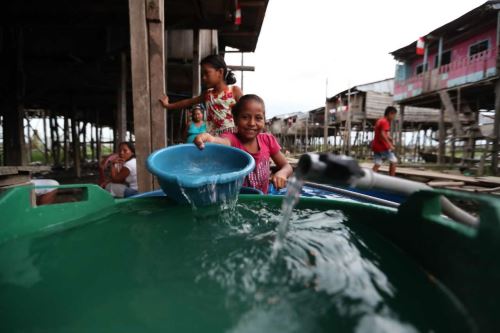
[372,106,398,176]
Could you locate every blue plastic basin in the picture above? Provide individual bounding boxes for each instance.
[146,143,255,205]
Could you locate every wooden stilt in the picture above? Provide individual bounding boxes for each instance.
[81,121,87,162]
[438,106,446,165]
[117,52,127,143]
[43,111,50,164]
[2,28,26,166]
[95,112,102,164]
[192,29,201,97]
[129,0,153,191]
[64,112,69,169]
[493,14,500,174]
[71,115,81,178]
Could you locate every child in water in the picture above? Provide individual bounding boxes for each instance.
[160,55,242,135]
[194,94,293,193]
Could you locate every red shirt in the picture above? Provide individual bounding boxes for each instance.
[372,117,392,153]
[221,132,281,194]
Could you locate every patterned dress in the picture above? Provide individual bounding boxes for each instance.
[220,132,282,194]
[204,86,237,134]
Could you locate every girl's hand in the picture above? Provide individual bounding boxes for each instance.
[271,171,288,190]
[159,95,169,107]
[193,133,215,150]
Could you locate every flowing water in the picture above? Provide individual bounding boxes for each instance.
[273,174,304,252]
[0,198,472,333]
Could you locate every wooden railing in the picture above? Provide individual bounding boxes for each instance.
[394,48,498,101]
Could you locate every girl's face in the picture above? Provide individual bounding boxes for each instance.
[192,109,203,122]
[118,144,133,161]
[201,64,224,88]
[235,100,266,141]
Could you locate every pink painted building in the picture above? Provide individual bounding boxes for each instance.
[391,1,500,106]
[390,1,500,171]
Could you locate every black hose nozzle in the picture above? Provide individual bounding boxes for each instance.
[297,153,365,185]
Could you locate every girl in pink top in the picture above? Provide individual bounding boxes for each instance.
[159,55,242,134]
[194,94,293,193]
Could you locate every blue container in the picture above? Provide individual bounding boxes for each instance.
[146,143,255,205]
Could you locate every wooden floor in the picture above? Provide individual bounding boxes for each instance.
[284,156,500,195]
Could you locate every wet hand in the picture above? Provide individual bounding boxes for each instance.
[193,133,214,150]
[271,172,288,189]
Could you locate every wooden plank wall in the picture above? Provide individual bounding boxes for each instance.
[129,0,166,192]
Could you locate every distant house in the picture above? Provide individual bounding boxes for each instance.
[392,2,499,103]
[390,0,500,170]
[326,78,441,127]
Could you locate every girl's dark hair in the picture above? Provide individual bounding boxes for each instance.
[200,54,237,85]
[232,94,265,119]
[118,141,136,160]
[191,106,203,121]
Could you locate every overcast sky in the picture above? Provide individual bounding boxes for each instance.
[226,0,486,118]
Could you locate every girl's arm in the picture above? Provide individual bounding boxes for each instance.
[270,151,293,189]
[159,95,204,110]
[110,162,131,183]
[232,86,243,101]
[193,133,231,150]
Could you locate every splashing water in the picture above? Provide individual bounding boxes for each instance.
[273,173,304,252]
[178,177,243,217]
[0,199,473,332]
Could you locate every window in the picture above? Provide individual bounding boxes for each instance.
[434,50,452,68]
[469,40,489,56]
[415,63,428,75]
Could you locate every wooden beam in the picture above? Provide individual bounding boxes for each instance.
[129,0,153,192]
[439,90,463,136]
[227,65,255,72]
[116,52,127,143]
[438,106,446,165]
[398,105,405,157]
[147,0,166,191]
[192,29,201,96]
[492,79,500,174]
[71,115,81,178]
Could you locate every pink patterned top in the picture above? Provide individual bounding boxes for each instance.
[204,87,237,134]
[221,132,281,194]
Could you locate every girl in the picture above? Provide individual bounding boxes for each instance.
[194,94,293,194]
[185,105,207,143]
[103,142,138,198]
[160,55,243,135]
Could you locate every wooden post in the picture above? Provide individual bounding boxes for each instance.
[438,106,446,165]
[147,0,166,152]
[64,112,69,169]
[437,37,443,68]
[305,112,309,153]
[43,111,50,164]
[71,116,81,177]
[398,105,405,158]
[345,90,352,154]
[95,111,101,164]
[50,115,60,165]
[117,52,128,143]
[2,28,26,166]
[492,79,500,174]
[81,121,87,162]
[129,0,154,191]
[192,29,201,97]
[25,115,32,163]
[323,103,329,152]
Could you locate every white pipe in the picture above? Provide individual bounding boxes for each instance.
[355,169,478,227]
